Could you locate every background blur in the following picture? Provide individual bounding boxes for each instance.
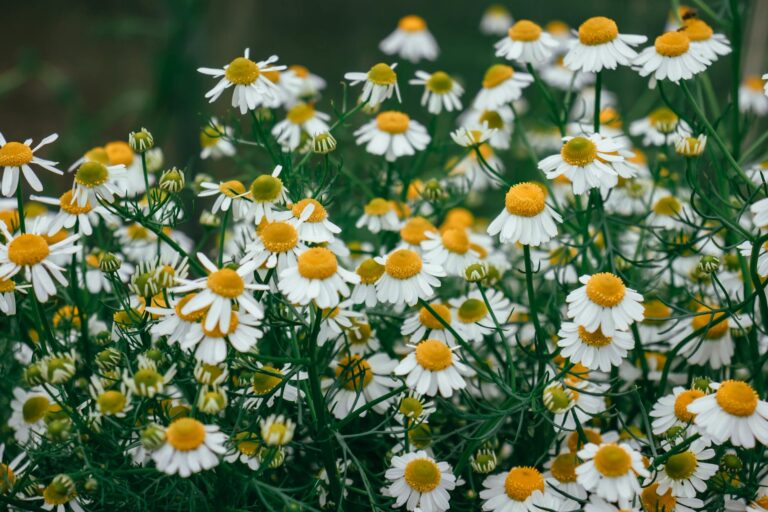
[2,0,766,172]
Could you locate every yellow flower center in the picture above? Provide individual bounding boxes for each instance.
[166,417,207,451]
[504,467,544,501]
[292,198,327,222]
[483,64,514,89]
[648,107,679,133]
[401,217,437,245]
[200,124,223,148]
[201,312,239,338]
[643,299,671,325]
[335,355,373,390]
[641,483,677,512]
[126,224,151,241]
[479,110,504,130]
[289,64,309,78]
[52,306,80,328]
[441,228,470,254]
[745,76,766,92]
[367,63,397,86]
[234,432,260,456]
[0,142,33,167]
[716,380,758,417]
[755,497,768,509]
[577,326,613,347]
[219,180,246,198]
[546,20,569,35]
[376,111,410,134]
[426,71,454,94]
[385,249,423,279]
[225,57,261,85]
[398,15,427,32]
[98,390,127,414]
[8,233,50,266]
[508,20,542,41]
[404,458,441,493]
[578,16,619,45]
[419,304,452,330]
[586,273,626,308]
[458,298,488,323]
[0,279,15,293]
[22,395,50,423]
[550,453,578,483]
[567,428,602,452]
[0,463,15,493]
[364,197,392,216]
[297,247,338,280]
[356,258,385,284]
[399,396,424,418]
[673,389,704,422]
[347,322,373,345]
[653,196,682,216]
[504,182,546,217]
[105,141,134,166]
[286,103,316,125]
[664,451,698,480]
[75,161,109,187]
[655,31,690,57]
[549,247,577,266]
[594,444,632,477]
[683,19,714,42]
[250,175,283,202]
[691,306,729,340]
[175,294,207,322]
[0,210,19,232]
[414,339,453,371]
[260,222,298,253]
[252,365,282,394]
[43,482,75,506]
[58,190,91,215]
[207,268,245,298]
[561,136,598,166]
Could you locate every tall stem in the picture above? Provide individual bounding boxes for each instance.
[593,71,603,134]
[523,245,547,381]
[15,179,26,233]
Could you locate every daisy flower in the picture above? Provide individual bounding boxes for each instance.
[0,132,61,196]
[40,474,89,512]
[634,31,709,83]
[384,451,456,512]
[495,20,558,64]
[674,133,707,157]
[487,182,562,246]
[409,71,464,114]
[71,159,126,207]
[8,386,55,444]
[148,291,206,346]
[316,301,363,346]
[173,253,266,333]
[480,466,548,512]
[544,452,588,503]
[89,377,132,418]
[628,107,691,146]
[566,273,644,336]
[576,442,649,507]
[271,102,330,151]
[676,304,737,369]
[31,190,110,237]
[539,134,636,196]
[564,16,647,73]
[459,106,513,149]
[0,277,27,315]
[197,49,285,114]
[278,247,359,308]
[245,362,306,409]
[379,15,439,63]
[688,380,768,448]
[480,5,512,36]
[224,431,264,471]
[652,438,717,498]
[0,442,29,496]
[197,179,250,220]
[682,18,731,63]
[400,216,438,251]
[242,218,306,274]
[199,118,236,159]
[281,198,340,243]
[646,193,696,231]
[0,221,79,302]
[375,248,445,305]
[355,111,430,162]
[285,64,326,98]
[402,303,456,345]
[350,258,384,307]
[152,418,227,477]
[394,338,475,397]
[544,379,607,431]
[472,64,533,111]
[122,356,176,398]
[183,310,263,364]
[740,76,768,116]
[421,227,479,275]
[649,386,706,435]
[557,322,635,372]
[344,62,401,108]
[449,289,512,342]
[248,165,290,225]
[356,197,402,233]
[327,353,399,419]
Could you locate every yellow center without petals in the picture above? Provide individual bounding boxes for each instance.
[691,306,729,340]
[504,182,546,217]
[415,339,453,371]
[419,304,452,330]
[426,71,453,94]
[398,15,427,32]
[479,110,504,129]
[0,279,15,293]
[8,234,50,266]
[364,198,392,216]
[336,355,373,390]
[509,20,542,41]
[655,31,690,57]
[22,395,50,423]
[664,451,698,480]
[297,247,338,280]
[404,458,441,493]
[207,268,244,298]
[683,19,714,42]
[578,16,619,45]
[644,299,671,325]
[0,142,33,167]
[586,273,626,308]
[401,217,436,245]
[376,112,410,134]
[385,249,423,279]
[653,196,682,216]
[458,298,487,323]
[504,467,545,501]
[250,175,283,202]
[225,57,260,85]
[441,228,470,254]
[745,76,766,92]
[367,63,397,85]
[98,390,127,414]
[105,141,134,166]
[483,64,513,89]
[550,453,578,483]
[561,137,598,166]
[641,483,677,512]
[715,380,758,417]
[287,103,316,125]
[219,180,245,198]
[673,389,704,422]
[166,417,207,451]
[252,366,282,394]
[356,258,385,284]
[577,326,613,347]
[260,222,298,253]
[75,161,109,187]
[292,198,327,222]
[593,444,632,477]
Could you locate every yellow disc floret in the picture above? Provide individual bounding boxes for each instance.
[441,228,470,254]
[356,258,385,284]
[398,15,427,32]
[561,136,598,166]
[376,111,410,134]
[504,182,546,217]
[457,298,487,323]
[166,417,207,451]
[286,103,316,125]
[225,57,261,85]
[508,20,542,42]
[292,198,327,222]
[655,31,690,57]
[483,64,513,89]
[75,161,109,187]
[716,380,758,417]
[8,234,50,266]
[260,222,298,253]
[504,467,545,501]
[577,326,613,347]
[367,63,397,86]
[593,444,632,477]
[673,389,704,422]
[207,268,245,298]
[426,71,454,94]
[404,458,441,493]
[415,339,453,371]
[297,247,338,280]
[586,272,626,308]
[418,304,452,330]
[578,16,619,46]
[385,249,423,279]
[335,355,373,390]
[0,142,33,167]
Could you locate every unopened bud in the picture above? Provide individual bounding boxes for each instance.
[129,128,154,154]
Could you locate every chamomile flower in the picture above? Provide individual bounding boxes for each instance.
[544,452,588,503]
[449,289,512,342]
[480,466,548,512]
[557,322,635,372]
[327,353,399,419]
[544,379,607,431]
[564,16,647,73]
[384,451,456,512]
[344,63,401,108]
[539,134,636,196]
[271,102,330,151]
[199,118,236,159]
[245,362,306,409]
[0,442,29,495]
[122,356,176,398]
[247,165,290,225]
[89,377,132,418]
[355,111,430,162]
[197,179,250,220]
[682,18,731,63]
[566,273,644,336]
[650,386,706,435]
[688,380,768,448]
[674,133,707,157]
[0,133,61,196]
[450,125,495,148]
[152,418,226,477]
[394,339,475,397]
[380,15,439,63]
[402,303,456,345]
[400,217,438,251]
[71,160,126,207]
[40,474,88,512]
[740,76,768,116]
[356,197,402,233]
[422,227,479,275]
[9,386,56,444]
[458,107,513,149]
[635,31,709,83]
[576,442,649,507]
[629,107,691,146]
[32,190,111,237]
[224,431,264,470]
[652,438,717,498]
[285,64,326,98]
[282,198,341,243]
[487,182,562,246]
[350,258,384,307]
[472,64,533,111]
[197,49,285,114]
[316,301,363,346]
[183,310,263,364]
[0,277,27,315]
[278,247,359,308]
[375,248,445,305]
[495,20,558,64]
[410,71,464,114]
[260,414,295,446]
[0,222,80,302]
[480,5,513,36]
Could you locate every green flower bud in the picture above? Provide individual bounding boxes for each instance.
[129,127,154,153]
[697,255,720,274]
[99,252,122,273]
[312,132,337,154]
[159,167,186,193]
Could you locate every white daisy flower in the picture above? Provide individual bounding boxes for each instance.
[316,301,363,346]
[278,247,359,309]
[198,179,250,220]
[629,107,691,146]
[682,18,731,63]
[676,305,739,369]
[224,431,264,471]
[487,182,562,246]
[0,132,61,196]
[472,64,533,111]
[564,16,647,73]
[344,62,401,108]
[183,309,263,364]
[402,303,456,345]
[480,5,512,36]
[544,379,607,431]
[379,15,439,63]
[30,190,111,237]
[384,451,456,512]
[326,353,399,419]
[197,49,285,114]
[8,386,55,444]
[355,111,430,162]
[247,165,290,225]
[740,76,768,116]
[199,118,236,159]
[688,380,768,448]
[450,125,495,148]
[576,442,649,507]
[421,227,479,275]
[260,414,296,446]
[356,197,402,233]
[449,289,512,342]
[271,102,331,151]
[557,322,635,372]
[566,273,644,336]
[458,107,513,149]
[635,31,709,83]
[480,466,549,512]
[285,64,326,98]
[649,386,706,435]
[122,356,176,398]
[279,198,341,243]
[39,474,89,512]
[409,70,464,114]
[89,377,132,418]
[375,248,445,305]
[152,417,227,477]
[544,452,588,504]
[748,496,768,512]
[394,338,475,397]
[449,143,507,191]
[399,217,438,251]
[646,193,696,231]
[495,20,558,64]
[674,133,707,157]
[652,438,718,498]
[71,159,126,207]
[244,362,306,409]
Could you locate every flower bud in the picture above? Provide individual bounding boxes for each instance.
[200,210,221,228]
[129,128,154,153]
[197,386,228,414]
[96,348,122,372]
[99,252,122,273]
[697,255,720,274]
[47,418,72,441]
[312,132,337,154]
[470,449,498,474]
[422,179,444,201]
[140,423,166,450]
[464,262,488,283]
[159,167,186,193]
[720,452,743,473]
[24,363,45,386]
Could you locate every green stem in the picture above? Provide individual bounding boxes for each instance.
[729,0,742,159]
[15,178,25,233]
[218,207,231,267]
[593,71,602,134]
[523,245,547,381]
